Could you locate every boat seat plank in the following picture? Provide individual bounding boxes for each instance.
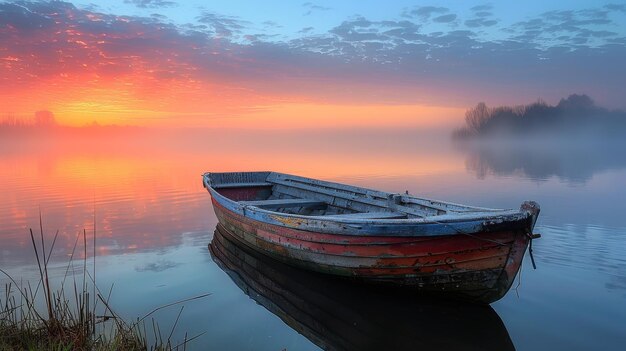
[271,184,387,214]
[268,172,390,198]
[322,212,407,219]
[269,180,437,218]
[267,172,490,213]
[241,199,327,209]
[213,182,273,189]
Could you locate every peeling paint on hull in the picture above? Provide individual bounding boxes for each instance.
[212,199,530,303]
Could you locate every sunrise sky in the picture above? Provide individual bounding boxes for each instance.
[1,0,625,128]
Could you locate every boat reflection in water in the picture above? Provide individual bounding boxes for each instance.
[210,224,516,351]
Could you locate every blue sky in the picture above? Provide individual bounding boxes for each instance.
[83,0,626,43]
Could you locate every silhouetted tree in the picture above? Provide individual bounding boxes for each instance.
[557,94,594,110]
[464,102,490,133]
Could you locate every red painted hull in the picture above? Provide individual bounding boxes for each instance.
[212,198,530,303]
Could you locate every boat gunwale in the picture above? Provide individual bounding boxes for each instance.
[203,172,532,229]
[204,171,506,213]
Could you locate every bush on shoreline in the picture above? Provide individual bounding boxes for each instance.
[453,94,626,139]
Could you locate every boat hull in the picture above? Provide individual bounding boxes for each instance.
[212,198,531,303]
[210,224,516,351]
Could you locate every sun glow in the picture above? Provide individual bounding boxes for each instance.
[200,103,465,129]
[57,100,136,125]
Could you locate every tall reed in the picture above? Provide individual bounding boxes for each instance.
[0,217,209,350]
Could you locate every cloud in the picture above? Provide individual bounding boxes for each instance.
[507,7,621,48]
[604,3,626,12]
[299,26,314,34]
[244,33,280,42]
[1,1,248,106]
[302,2,331,16]
[329,17,379,41]
[433,14,457,23]
[465,18,498,27]
[196,12,248,38]
[1,0,625,111]
[124,0,176,9]
[470,4,493,12]
[465,4,498,28]
[474,11,493,18]
[402,6,449,20]
[262,20,281,28]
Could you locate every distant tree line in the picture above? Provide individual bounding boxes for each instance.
[0,111,142,136]
[453,94,626,139]
[1,111,57,130]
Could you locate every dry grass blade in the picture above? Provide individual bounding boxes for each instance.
[167,306,184,343]
[135,293,212,326]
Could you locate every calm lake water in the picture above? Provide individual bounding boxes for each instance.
[1,129,625,350]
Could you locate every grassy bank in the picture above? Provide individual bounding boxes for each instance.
[0,224,208,350]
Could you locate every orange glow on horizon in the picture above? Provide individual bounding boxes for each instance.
[3,74,464,128]
[219,103,464,129]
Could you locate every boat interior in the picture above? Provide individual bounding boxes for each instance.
[205,171,502,219]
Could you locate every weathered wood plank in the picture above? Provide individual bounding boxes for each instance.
[241,199,327,209]
[268,172,500,214]
[207,172,271,186]
[213,182,273,189]
[271,184,382,214]
[268,172,389,199]
[321,212,407,219]
[399,196,500,213]
[269,179,436,217]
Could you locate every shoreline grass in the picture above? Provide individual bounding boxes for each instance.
[0,219,208,350]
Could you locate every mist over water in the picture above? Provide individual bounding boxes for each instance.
[458,136,626,183]
[451,94,626,183]
[1,125,625,350]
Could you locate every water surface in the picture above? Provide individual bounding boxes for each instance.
[1,129,625,350]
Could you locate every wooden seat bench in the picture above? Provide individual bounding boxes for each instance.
[241,199,327,209]
[322,211,407,219]
[212,182,273,189]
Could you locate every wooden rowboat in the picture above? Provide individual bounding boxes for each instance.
[210,224,515,351]
[202,171,540,303]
